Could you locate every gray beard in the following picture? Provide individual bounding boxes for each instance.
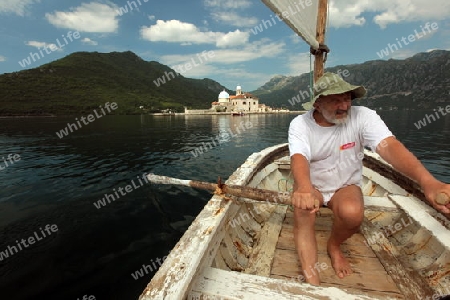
[322,109,351,125]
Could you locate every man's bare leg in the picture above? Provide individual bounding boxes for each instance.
[327,185,364,279]
[293,189,324,285]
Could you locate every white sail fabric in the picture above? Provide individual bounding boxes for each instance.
[262,0,319,49]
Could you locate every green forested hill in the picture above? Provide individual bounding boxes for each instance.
[2,50,449,115]
[0,51,230,115]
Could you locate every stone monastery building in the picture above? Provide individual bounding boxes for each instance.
[211,85,269,112]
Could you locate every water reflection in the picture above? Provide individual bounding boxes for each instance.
[0,112,448,299]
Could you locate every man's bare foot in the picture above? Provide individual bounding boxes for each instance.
[327,240,352,279]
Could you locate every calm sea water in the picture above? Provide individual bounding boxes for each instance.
[0,111,449,300]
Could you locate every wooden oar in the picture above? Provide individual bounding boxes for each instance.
[146,174,449,207]
[147,173,296,206]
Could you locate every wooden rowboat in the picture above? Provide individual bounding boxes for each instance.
[140,143,450,299]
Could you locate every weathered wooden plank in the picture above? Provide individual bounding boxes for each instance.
[245,205,288,276]
[236,206,262,239]
[190,266,391,300]
[245,202,266,224]
[229,217,254,249]
[222,228,249,269]
[364,210,403,229]
[320,284,404,300]
[399,228,443,269]
[212,247,229,270]
[388,195,450,249]
[284,217,333,232]
[362,165,409,197]
[419,250,450,296]
[360,218,436,299]
[271,248,400,293]
[270,275,405,299]
[276,224,377,259]
[363,196,400,211]
[318,253,400,292]
[386,195,450,294]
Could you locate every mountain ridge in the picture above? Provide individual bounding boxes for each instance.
[1,50,449,116]
[252,50,450,110]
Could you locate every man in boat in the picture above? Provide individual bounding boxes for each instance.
[288,72,450,285]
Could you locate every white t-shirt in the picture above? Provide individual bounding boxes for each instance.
[288,106,393,194]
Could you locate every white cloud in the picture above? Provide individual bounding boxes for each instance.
[0,0,39,16]
[204,0,252,10]
[148,15,155,21]
[0,55,6,62]
[153,40,286,90]
[45,2,119,33]
[213,40,285,63]
[329,0,450,28]
[290,34,302,44]
[211,12,258,27]
[26,41,62,52]
[205,0,256,27]
[81,37,98,45]
[286,52,312,76]
[216,29,249,47]
[159,40,285,66]
[140,19,250,47]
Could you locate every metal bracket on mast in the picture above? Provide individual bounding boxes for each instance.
[310,44,330,63]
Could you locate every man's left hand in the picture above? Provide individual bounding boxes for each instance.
[422,180,450,214]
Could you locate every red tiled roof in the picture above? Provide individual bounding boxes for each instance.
[230,93,258,100]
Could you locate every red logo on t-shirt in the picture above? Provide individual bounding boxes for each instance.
[340,142,356,150]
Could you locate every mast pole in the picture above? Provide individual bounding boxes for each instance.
[314,0,328,82]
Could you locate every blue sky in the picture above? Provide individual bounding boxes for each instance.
[1,0,449,91]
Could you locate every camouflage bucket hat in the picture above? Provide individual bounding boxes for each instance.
[302,72,367,110]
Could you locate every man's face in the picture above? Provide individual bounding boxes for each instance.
[315,92,352,125]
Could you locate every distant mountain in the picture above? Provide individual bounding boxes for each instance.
[2,50,449,116]
[0,51,231,115]
[252,50,450,110]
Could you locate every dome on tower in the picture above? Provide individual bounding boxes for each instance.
[219,90,230,99]
[218,90,230,103]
